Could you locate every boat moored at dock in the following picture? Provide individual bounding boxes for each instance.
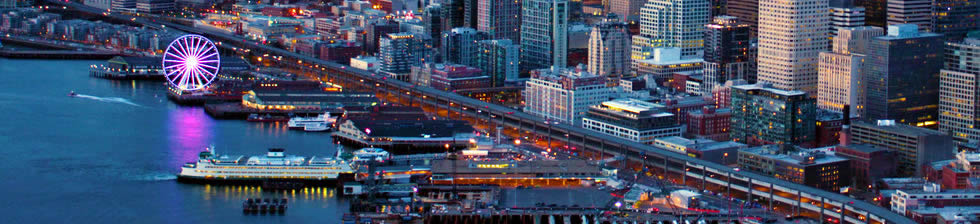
[178,147,355,186]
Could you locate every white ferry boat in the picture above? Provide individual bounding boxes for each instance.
[288,113,336,130]
[178,147,355,184]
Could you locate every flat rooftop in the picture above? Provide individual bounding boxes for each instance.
[431,159,599,174]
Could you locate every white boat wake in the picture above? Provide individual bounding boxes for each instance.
[127,173,178,181]
[74,94,144,107]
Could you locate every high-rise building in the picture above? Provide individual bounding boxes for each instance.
[756,0,830,96]
[524,65,612,124]
[475,39,519,87]
[609,0,645,22]
[379,33,433,74]
[422,5,444,48]
[730,83,816,146]
[632,0,710,62]
[463,0,479,29]
[441,0,466,30]
[857,0,887,27]
[829,0,866,38]
[587,19,631,78]
[582,99,684,144]
[866,24,944,128]
[932,0,980,41]
[521,0,569,70]
[365,21,400,54]
[939,36,980,142]
[848,120,955,176]
[726,0,758,36]
[886,0,932,32]
[702,16,751,96]
[441,28,488,66]
[476,0,521,42]
[817,26,883,118]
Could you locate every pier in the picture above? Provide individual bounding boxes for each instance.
[203,102,342,119]
[0,49,120,59]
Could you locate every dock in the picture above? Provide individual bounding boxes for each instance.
[0,49,121,59]
[203,102,342,119]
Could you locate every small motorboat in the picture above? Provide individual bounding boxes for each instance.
[68,91,77,97]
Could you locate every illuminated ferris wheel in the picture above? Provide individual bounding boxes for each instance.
[163,34,220,91]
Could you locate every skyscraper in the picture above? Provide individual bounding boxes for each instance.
[886,0,932,32]
[365,21,400,55]
[422,5,444,48]
[587,18,631,78]
[521,0,569,70]
[756,0,829,96]
[856,0,887,27]
[932,0,980,41]
[463,0,479,29]
[726,0,758,36]
[609,0,645,22]
[441,28,488,66]
[379,33,433,74]
[939,36,980,142]
[866,24,944,128]
[476,39,520,87]
[730,83,817,146]
[476,0,521,42]
[817,26,883,118]
[632,0,710,62]
[702,16,751,95]
[441,0,466,30]
[829,0,866,38]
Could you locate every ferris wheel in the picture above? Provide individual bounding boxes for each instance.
[162,34,220,91]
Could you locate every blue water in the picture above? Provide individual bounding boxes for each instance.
[0,59,349,223]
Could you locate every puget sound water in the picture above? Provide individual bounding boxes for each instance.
[0,58,349,223]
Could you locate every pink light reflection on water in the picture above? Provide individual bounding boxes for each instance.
[166,107,213,168]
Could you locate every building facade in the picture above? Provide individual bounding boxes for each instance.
[686,106,731,141]
[378,33,432,74]
[441,27,488,66]
[476,0,521,42]
[524,66,612,124]
[932,0,979,41]
[582,99,684,144]
[587,19,631,78]
[886,0,932,32]
[702,16,752,96]
[427,64,489,91]
[939,37,980,142]
[829,0,866,38]
[632,0,710,62]
[817,26,883,117]
[737,145,852,191]
[726,0,758,36]
[865,24,944,127]
[475,39,519,87]
[730,84,816,146]
[756,0,829,96]
[520,0,569,71]
[848,120,955,176]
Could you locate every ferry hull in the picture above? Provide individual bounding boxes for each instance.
[177,173,355,187]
